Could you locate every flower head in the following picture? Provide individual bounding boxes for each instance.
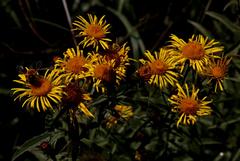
[138,48,179,89]
[63,82,94,118]
[202,56,231,92]
[88,53,126,93]
[101,42,130,82]
[72,14,111,51]
[102,42,130,68]
[54,47,95,82]
[114,105,134,120]
[11,68,65,112]
[168,83,212,127]
[168,34,224,73]
[105,115,118,128]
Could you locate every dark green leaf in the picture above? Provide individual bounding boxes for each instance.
[187,20,212,38]
[11,132,52,161]
[205,11,240,33]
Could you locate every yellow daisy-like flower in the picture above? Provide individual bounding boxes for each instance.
[102,42,130,67]
[138,48,179,89]
[101,42,130,81]
[168,83,212,127]
[168,34,224,73]
[63,82,94,118]
[54,47,95,83]
[202,56,231,92]
[114,105,134,120]
[11,68,65,112]
[88,53,125,93]
[72,14,111,51]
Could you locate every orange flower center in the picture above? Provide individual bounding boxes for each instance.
[94,64,114,82]
[65,57,87,74]
[63,83,84,105]
[211,66,224,78]
[137,65,151,80]
[149,60,168,75]
[85,24,105,39]
[182,42,205,60]
[180,98,199,115]
[31,78,52,96]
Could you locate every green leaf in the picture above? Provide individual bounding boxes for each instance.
[103,5,145,59]
[225,77,240,83]
[90,95,108,106]
[30,148,48,161]
[11,132,52,161]
[187,20,212,38]
[32,18,69,31]
[205,11,240,33]
[225,40,240,55]
[219,117,240,129]
[232,149,240,161]
[202,139,222,145]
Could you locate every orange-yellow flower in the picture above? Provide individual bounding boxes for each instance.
[168,83,212,127]
[63,82,94,118]
[202,56,231,92]
[87,53,126,93]
[54,47,95,82]
[168,34,224,73]
[101,42,130,82]
[72,14,111,51]
[11,68,65,112]
[114,105,133,120]
[138,48,179,89]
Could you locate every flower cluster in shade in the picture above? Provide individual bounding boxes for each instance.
[11,14,132,124]
[136,34,231,126]
[11,13,233,127]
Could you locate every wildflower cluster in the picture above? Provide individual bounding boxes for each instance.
[11,14,132,126]
[11,13,232,160]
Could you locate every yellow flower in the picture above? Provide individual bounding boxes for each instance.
[54,47,95,82]
[168,83,212,127]
[202,56,231,92]
[63,82,94,118]
[101,42,130,82]
[11,68,65,112]
[87,53,126,93]
[72,14,111,51]
[114,105,133,120]
[102,42,130,67]
[138,48,179,89]
[135,150,142,161]
[105,115,118,128]
[169,34,224,73]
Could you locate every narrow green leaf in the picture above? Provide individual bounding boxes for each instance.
[205,11,240,32]
[32,18,69,31]
[202,139,222,145]
[104,6,145,59]
[225,77,240,83]
[232,149,240,161]
[225,40,240,55]
[30,149,48,161]
[11,132,52,161]
[187,20,212,38]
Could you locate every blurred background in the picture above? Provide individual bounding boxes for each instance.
[0,0,240,160]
